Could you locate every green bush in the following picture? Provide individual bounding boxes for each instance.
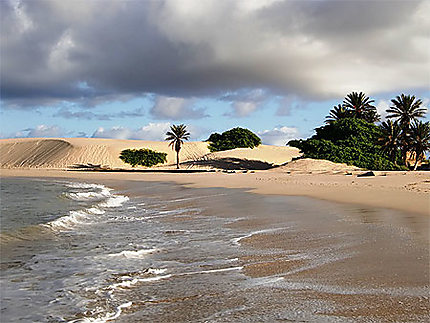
[288,118,406,171]
[207,127,261,152]
[119,149,167,167]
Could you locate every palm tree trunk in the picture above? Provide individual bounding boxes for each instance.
[176,150,180,169]
[402,148,408,167]
[391,151,397,165]
[413,151,420,171]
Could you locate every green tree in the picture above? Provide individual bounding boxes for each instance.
[378,120,402,164]
[288,118,404,170]
[207,127,261,152]
[120,149,167,167]
[409,121,430,170]
[165,124,190,169]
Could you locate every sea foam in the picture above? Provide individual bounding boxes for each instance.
[99,195,129,208]
[107,248,158,258]
[46,182,128,232]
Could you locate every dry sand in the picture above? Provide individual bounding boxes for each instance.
[1,138,429,215]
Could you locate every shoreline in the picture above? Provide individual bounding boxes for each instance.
[1,168,428,216]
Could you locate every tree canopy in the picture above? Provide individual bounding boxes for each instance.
[294,92,428,170]
[326,92,380,124]
[289,118,405,171]
[120,149,167,167]
[207,127,261,152]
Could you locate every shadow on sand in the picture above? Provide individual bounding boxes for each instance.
[183,157,275,170]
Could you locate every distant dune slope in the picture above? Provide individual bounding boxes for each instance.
[273,158,361,173]
[0,139,73,168]
[0,138,211,169]
[0,138,302,169]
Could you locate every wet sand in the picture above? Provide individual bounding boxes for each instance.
[111,179,429,322]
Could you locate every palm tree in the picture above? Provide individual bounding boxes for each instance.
[409,121,430,170]
[325,104,352,124]
[343,92,379,122]
[378,120,402,164]
[386,94,426,129]
[363,109,381,123]
[386,94,426,166]
[165,124,190,169]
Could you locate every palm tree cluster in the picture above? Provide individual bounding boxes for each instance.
[384,94,428,170]
[326,92,429,170]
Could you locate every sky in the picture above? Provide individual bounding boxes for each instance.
[1,0,429,146]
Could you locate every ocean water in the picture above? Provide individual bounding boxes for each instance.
[1,177,428,322]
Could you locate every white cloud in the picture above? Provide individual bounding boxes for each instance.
[92,126,132,140]
[231,101,258,117]
[376,99,390,121]
[258,126,300,146]
[150,96,207,119]
[223,89,269,117]
[92,122,171,141]
[134,122,171,141]
[17,124,64,138]
[421,98,429,117]
[276,95,308,116]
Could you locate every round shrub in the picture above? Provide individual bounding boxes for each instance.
[207,127,261,152]
[119,149,167,167]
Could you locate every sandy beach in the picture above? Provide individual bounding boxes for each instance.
[1,138,429,321]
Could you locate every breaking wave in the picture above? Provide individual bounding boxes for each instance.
[46,182,129,232]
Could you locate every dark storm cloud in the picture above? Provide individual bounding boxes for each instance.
[1,0,429,110]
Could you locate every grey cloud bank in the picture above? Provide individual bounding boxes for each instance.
[1,0,429,110]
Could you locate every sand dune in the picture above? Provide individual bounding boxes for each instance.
[272,158,361,174]
[0,138,210,169]
[0,138,301,170]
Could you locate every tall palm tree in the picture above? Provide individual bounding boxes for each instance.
[386,94,426,166]
[409,121,430,170]
[343,91,379,121]
[165,124,190,169]
[386,94,426,129]
[378,120,402,164]
[325,104,352,124]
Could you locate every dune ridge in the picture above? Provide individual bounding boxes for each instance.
[0,138,301,170]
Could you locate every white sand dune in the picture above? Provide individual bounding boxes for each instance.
[0,138,301,170]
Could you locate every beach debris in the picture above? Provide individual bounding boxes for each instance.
[68,163,110,170]
[357,171,376,177]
